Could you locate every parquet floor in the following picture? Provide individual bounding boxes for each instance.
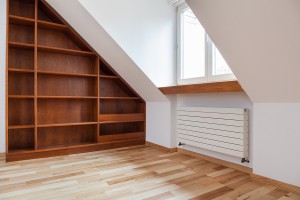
[0,145,299,200]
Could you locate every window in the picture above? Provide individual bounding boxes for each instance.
[177,4,236,85]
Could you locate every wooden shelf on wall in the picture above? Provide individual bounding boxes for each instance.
[99,113,144,124]
[6,0,146,162]
[159,81,244,95]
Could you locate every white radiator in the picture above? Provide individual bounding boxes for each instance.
[177,107,249,161]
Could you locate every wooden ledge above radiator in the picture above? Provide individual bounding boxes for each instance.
[159,81,243,95]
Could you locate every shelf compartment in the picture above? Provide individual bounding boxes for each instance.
[8,47,34,70]
[99,60,116,76]
[37,99,97,125]
[38,26,90,51]
[100,99,144,114]
[38,1,63,24]
[37,51,97,75]
[100,79,138,98]
[100,122,144,136]
[8,72,34,95]
[99,113,144,123]
[8,128,34,153]
[37,125,97,150]
[9,21,34,44]
[8,98,34,126]
[99,132,145,143]
[37,74,97,97]
[9,0,35,19]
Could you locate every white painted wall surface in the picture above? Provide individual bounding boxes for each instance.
[79,0,177,87]
[172,92,253,167]
[0,0,6,153]
[146,102,172,148]
[186,0,300,103]
[253,104,300,187]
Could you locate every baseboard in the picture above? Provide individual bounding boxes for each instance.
[177,148,253,174]
[251,174,300,194]
[146,141,177,152]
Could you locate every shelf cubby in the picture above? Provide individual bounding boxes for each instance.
[100,122,144,136]
[8,47,34,70]
[9,0,35,19]
[100,99,144,114]
[9,21,34,44]
[37,27,89,51]
[100,78,138,98]
[37,99,97,125]
[37,125,97,150]
[37,51,97,75]
[38,1,63,24]
[8,71,34,96]
[37,74,97,97]
[8,128,35,153]
[8,98,34,126]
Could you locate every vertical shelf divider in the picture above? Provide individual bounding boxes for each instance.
[97,58,100,143]
[5,0,10,154]
[34,0,38,150]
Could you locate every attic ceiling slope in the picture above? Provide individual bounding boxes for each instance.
[45,0,168,102]
[186,0,300,103]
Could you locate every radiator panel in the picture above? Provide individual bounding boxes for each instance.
[177,107,249,159]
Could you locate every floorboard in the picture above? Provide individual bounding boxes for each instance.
[0,145,298,200]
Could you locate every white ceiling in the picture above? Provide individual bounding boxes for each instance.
[187,0,300,103]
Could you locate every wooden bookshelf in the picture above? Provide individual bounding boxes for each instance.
[6,0,146,162]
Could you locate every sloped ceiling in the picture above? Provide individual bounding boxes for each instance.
[186,0,300,103]
[45,0,168,102]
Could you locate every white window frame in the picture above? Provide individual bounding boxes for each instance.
[177,4,236,85]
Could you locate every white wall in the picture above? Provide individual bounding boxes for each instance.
[186,0,300,187]
[169,92,253,167]
[0,0,6,153]
[146,102,172,148]
[253,104,300,187]
[79,0,177,87]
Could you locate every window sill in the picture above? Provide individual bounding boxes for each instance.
[159,81,243,95]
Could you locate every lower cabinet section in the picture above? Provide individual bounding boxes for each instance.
[6,139,146,162]
[37,125,98,150]
[8,128,35,153]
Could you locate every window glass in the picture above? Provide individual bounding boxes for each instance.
[181,9,206,79]
[212,43,233,76]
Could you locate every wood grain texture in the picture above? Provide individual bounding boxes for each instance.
[159,81,244,95]
[7,0,146,161]
[1,145,299,199]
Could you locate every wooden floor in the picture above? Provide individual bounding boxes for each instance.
[0,146,299,200]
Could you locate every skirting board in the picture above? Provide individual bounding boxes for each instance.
[251,174,300,194]
[147,143,300,194]
[177,148,252,174]
[146,142,177,153]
